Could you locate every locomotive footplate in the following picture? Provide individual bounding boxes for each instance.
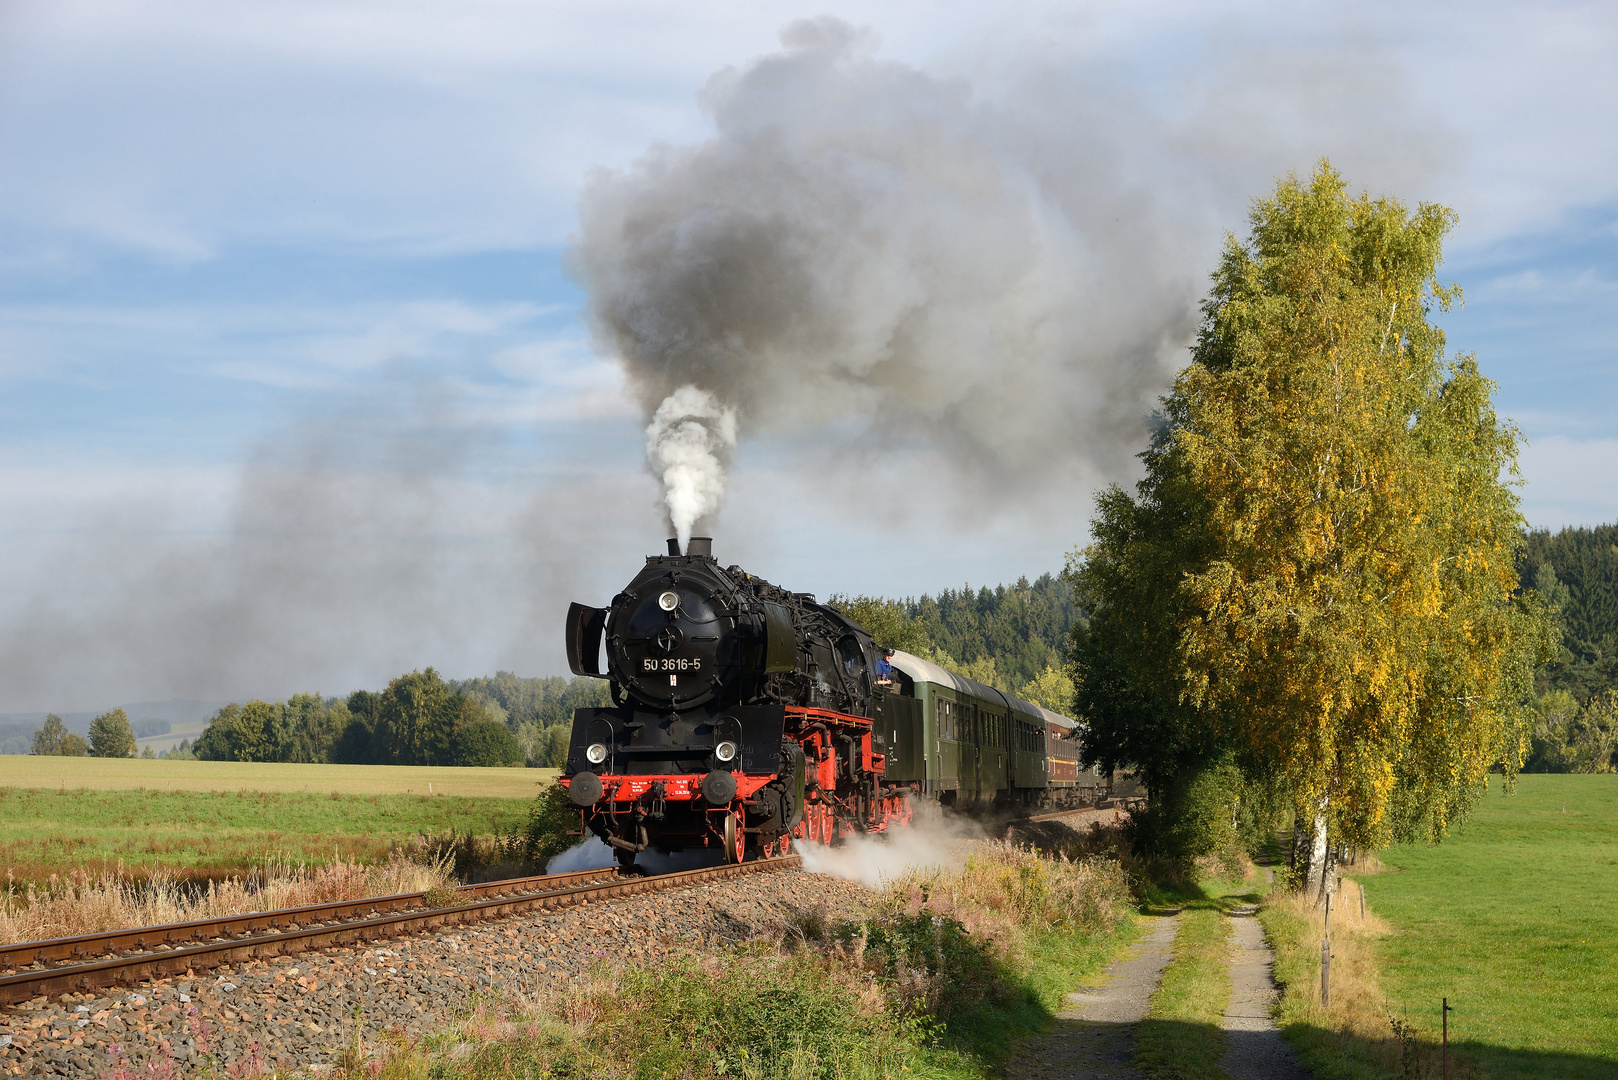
[562,703,913,863]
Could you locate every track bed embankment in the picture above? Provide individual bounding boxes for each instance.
[0,863,871,1078]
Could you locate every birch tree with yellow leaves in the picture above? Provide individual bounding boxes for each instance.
[1072,162,1556,899]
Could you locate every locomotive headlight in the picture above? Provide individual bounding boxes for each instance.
[714,740,738,763]
[658,590,679,612]
[585,742,608,765]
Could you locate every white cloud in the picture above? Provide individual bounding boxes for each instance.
[1517,436,1618,531]
[0,297,599,394]
[2,1,1614,257]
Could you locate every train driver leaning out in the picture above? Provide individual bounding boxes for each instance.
[875,647,895,686]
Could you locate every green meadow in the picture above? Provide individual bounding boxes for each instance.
[0,760,556,884]
[0,755,557,797]
[1361,773,1618,1079]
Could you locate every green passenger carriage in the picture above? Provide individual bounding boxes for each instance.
[873,651,1107,811]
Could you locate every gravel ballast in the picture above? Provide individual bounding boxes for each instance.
[0,869,875,1078]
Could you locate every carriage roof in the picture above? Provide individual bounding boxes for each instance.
[889,650,1080,730]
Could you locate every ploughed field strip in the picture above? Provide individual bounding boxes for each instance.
[0,860,802,1006]
[0,858,854,1079]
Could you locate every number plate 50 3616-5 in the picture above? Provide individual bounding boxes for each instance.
[642,658,701,672]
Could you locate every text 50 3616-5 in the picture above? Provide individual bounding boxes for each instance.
[642,658,701,672]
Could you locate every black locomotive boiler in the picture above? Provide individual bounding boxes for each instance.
[561,537,916,865]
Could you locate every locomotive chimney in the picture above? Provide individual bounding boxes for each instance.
[687,536,713,558]
[666,538,681,556]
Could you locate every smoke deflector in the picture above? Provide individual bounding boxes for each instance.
[565,602,607,676]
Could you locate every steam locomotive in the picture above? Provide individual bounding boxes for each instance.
[560,538,1104,866]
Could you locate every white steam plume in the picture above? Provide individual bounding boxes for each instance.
[793,810,981,889]
[645,385,737,548]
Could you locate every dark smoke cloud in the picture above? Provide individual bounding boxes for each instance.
[570,17,1454,525]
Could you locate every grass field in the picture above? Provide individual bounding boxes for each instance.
[0,760,558,884]
[1358,774,1618,1079]
[0,756,557,797]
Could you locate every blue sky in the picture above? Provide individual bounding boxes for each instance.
[0,0,1614,711]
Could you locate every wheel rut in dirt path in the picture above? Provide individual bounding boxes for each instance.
[1006,914,1180,1079]
[1220,904,1313,1080]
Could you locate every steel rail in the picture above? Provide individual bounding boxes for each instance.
[0,867,621,973]
[0,856,802,1007]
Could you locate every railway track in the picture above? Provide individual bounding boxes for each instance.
[1023,806,1123,825]
[0,856,802,1008]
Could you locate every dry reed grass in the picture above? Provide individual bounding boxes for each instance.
[1263,875,1478,1079]
[877,840,1135,937]
[860,838,1137,1010]
[1267,879,1393,1023]
[0,855,454,945]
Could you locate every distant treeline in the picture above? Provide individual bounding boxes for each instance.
[186,577,1082,768]
[3,715,170,756]
[831,573,1079,713]
[1518,524,1618,774]
[909,574,1077,688]
[179,670,611,768]
[1521,524,1618,702]
[29,709,145,758]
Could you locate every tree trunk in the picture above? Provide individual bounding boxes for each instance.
[1303,797,1332,906]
